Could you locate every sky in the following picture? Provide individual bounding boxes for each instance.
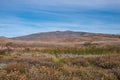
[0,0,120,37]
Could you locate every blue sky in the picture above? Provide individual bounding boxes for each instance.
[0,0,120,37]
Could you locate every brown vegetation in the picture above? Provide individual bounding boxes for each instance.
[0,31,120,80]
[0,51,120,80]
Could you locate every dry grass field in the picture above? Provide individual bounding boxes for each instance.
[0,51,120,80]
[0,43,120,80]
[0,31,120,80]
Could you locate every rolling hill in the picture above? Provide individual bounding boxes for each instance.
[12,31,92,41]
[0,31,119,48]
[12,31,120,42]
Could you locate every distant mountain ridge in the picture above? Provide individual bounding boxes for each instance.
[12,31,92,41]
[11,31,119,42]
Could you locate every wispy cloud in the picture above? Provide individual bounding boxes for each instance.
[0,16,119,37]
[0,0,120,14]
[0,0,120,37]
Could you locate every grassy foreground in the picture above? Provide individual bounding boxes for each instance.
[0,45,120,80]
[0,52,120,80]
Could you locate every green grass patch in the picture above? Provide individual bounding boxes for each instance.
[40,46,120,55]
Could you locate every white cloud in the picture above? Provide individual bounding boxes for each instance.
[0,0,120,37]
[0,16,120,37]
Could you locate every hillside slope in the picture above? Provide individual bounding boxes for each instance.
[12,31,119,42]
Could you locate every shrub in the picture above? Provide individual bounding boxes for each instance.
[4,62,29,74]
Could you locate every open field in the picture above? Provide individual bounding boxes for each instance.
[0,51,120,80]
[0,43,120,80]
[0,31,120,80]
